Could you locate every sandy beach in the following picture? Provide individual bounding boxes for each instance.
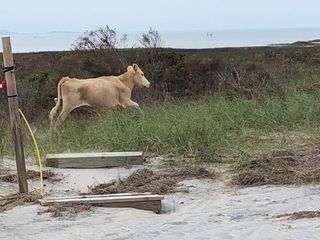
[0,158,319,240]
[1,1,319,239]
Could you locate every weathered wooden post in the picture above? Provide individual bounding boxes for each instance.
[1,36,28,193]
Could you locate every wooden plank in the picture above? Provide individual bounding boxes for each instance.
[95,200,162,214]
[45,151,144,168]
[43,192,153,201]
[2,36,28,193]
[39,193,164,213]
[39,194,164,205]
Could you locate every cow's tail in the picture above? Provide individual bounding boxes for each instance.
[49,77,68,128]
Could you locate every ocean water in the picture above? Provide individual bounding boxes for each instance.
[1,28,320,53]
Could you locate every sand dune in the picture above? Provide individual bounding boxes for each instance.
[0,159,319,240]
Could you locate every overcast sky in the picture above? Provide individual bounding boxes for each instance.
[1,0,319,33]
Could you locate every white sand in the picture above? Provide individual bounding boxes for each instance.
[1,158,319,240]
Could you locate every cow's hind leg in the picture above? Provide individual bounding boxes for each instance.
[49,97,62,128]
[57,105,74,123]
[49,107,57,128]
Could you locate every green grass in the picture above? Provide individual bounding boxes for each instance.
[2,92,320,166]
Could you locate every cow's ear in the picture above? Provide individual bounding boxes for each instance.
[127,66,133,72]
[133,64,139,72]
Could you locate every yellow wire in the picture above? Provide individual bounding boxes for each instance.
[18,109,44,196]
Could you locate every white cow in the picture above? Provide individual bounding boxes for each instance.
[49,64,150,127]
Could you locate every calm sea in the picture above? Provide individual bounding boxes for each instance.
[2,28,320,53]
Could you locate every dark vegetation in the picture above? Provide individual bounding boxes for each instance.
[1,26,320,122]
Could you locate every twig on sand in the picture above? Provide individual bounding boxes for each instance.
[274,211,320,220]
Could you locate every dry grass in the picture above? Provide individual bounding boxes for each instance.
[39,203,91,217]
[0,191,42,213]
[89,167,214,195]
[0,170,59,183]
[275,211,320,220]
[232,144,320,186]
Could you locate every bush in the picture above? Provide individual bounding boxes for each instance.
[72,25,128,76]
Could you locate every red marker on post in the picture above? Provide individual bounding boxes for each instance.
[0,79,7,90]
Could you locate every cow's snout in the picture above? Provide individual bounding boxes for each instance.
[141,77,150,88]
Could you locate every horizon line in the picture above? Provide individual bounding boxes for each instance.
[1,26,320,35]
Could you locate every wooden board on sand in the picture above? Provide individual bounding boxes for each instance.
[45,151,144,168]
[39,193,163,213]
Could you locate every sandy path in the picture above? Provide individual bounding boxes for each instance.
[0,159,319,240]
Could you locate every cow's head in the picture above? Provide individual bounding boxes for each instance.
[128,64,150,88]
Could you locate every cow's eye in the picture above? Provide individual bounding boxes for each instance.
[141,73,144,76]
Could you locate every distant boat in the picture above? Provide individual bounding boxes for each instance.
[206,32,213,38]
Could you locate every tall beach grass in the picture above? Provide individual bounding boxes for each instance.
[0,92,315,164]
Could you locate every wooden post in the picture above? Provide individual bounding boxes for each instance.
[2,36,28,193]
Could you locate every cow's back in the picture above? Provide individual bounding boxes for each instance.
[61,76,129,108]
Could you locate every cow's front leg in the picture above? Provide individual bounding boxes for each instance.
[123,100,141,111]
